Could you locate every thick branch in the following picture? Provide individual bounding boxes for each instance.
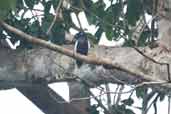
[0,20,167,83]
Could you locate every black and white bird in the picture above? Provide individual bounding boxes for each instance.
[74,31,90,67]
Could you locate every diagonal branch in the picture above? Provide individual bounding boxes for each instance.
[0,20,166,83]
[133,47,171,81]
[46,0,64,35]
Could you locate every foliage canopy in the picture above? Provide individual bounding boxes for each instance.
[0,0,154,48]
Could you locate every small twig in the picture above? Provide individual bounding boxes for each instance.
[70,5,121,30]
[108,74,126,84]
[132,15,157,46]
[128,89,134,98]
[133,47,166,65]
[105,84,112,110]
[88,90,111,114]
[167,64,171,81]
[169,95,171,114]
[142,90,156,114]
[82,82,167,99]
[76,14,83,30]
[145,94,159,114]
[133,47,171,81]
[113,85,120,104]
[69,5,128,40]
[99,86,104,102]
[135,81,168,88]
[69,73,111,114]
[55,81,168,104]
[115,85,124,105]
[46,0,63,35]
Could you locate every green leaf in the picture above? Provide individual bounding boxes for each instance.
[86,33,98,44]
[16,0,25,11]
[84,0,94,9]
[29,20,41,36]
[106,2,122,24]
[24,0,34,9]
[71,0,81,7]
[24,0,39,9]
[0,0,16,9]
[138,32,150,46]
[125,109,135,114]
[62,9,73,31]
[44,1,52,15]
[135,86,148,99]
[159,93,165,101]
[51,0,59,8]
[95,27,103,41]
[94,0,105,18]
[84,0,99,25]
[126,0,143,26]
[41,14,53,33]
[123,39,135,47]
[121,98,134,106]
[88,105,99,114]
[51,23,65,44]
[0,0,17,19]
[103,22,113,40]
[105,30,113,41]
[86,12,98,25]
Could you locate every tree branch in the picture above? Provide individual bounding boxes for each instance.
[133,47,171,81]
[46,0,64,35]
[0,20,166,83]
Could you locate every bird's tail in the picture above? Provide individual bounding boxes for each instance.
[76,60,83,68]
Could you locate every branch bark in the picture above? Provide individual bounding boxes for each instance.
[0,20,171,87]
[0,20,169,83]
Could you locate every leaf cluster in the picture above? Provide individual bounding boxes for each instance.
[0,0,156,48]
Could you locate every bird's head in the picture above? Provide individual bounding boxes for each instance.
[74,31,87,40]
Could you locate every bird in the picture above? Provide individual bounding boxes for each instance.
[74,31,90,68]
[0,38,20,49]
